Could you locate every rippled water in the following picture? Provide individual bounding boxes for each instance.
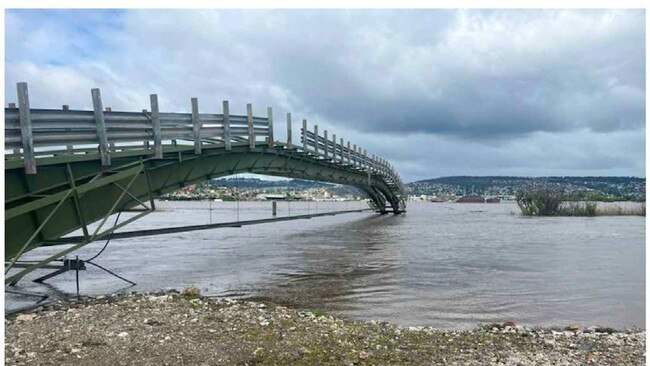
[7,201,645,330]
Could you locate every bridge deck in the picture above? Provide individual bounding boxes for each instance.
[5,83,406,284]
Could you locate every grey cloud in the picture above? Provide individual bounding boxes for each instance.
[4,9,645,181]
[379,129,645,181]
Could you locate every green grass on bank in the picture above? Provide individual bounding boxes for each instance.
[516,190,645,217]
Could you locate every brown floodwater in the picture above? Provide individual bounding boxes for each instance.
[6,201,645,330]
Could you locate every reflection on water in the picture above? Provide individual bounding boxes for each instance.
[7,201,645,329]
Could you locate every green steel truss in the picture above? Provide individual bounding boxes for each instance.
[5,142,402,284]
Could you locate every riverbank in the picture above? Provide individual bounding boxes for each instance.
[5,290,645,365]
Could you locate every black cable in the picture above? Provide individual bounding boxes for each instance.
[84,211,122,262]
[82,210,137,286]
[85,261,136,286]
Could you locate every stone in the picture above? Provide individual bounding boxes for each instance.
[566,324,581,331]
[586,353,598,363]
[16,313,37,322]
[544,339,556,348]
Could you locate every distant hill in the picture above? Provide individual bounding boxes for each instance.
[210,178,333,189]
[406,176,645,201]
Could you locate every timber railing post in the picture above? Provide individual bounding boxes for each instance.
[363,149,367,169]
[332,134,337,162]
[356,146,361,168]
[91,88,112,165]
[223,100,231,150]
[365,150,371,184]
[302,119,307,152]
[247,103,255,149]
[358,147,362,168]
[63,105,74,154]
[314,125,319,156]
[353,144,357,167]
[286,112,292,149]
[191,97,201,154]
[9,100,18,155]
[17,82,36,174]
[323,130,328,159]
[340,138,344,164]
[141,109,150,149]
[268,107,274,148]
[359,147,362,168]
[346,141,351,164]
[149,94,162,159]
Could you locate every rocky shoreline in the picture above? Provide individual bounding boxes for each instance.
[5,290,645,365]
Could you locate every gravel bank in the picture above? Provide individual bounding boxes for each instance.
[5,291,645,365]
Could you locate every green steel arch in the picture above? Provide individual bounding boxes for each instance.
[4,83,406,284]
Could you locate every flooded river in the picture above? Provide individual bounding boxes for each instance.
[7,201,645,330]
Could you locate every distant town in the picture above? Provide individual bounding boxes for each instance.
[162,176,645,202]
[407,176,645,202]
[161,178,365,202]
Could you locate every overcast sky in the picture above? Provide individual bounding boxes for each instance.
[5,9,645,182]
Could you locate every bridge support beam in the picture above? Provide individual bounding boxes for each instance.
[6,142,404,283]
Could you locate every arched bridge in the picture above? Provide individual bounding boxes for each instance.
[5,82,406,284]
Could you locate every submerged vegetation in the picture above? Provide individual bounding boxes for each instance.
[558,202,598,216]
[182,285,201,299]
[516,190,645,217]
[516,190,562,216]
[596,203,646,216]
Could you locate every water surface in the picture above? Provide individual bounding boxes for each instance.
[7,201,645,330]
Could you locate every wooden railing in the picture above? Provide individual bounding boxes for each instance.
[4,82,405,197]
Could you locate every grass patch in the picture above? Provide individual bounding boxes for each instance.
[182,285,201,299]
[558,202,597,216]
[189,300,204,309]
[596,204,645,216]
[516,190,561,216]
[516,190,645,217]
[311,309,327,318]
